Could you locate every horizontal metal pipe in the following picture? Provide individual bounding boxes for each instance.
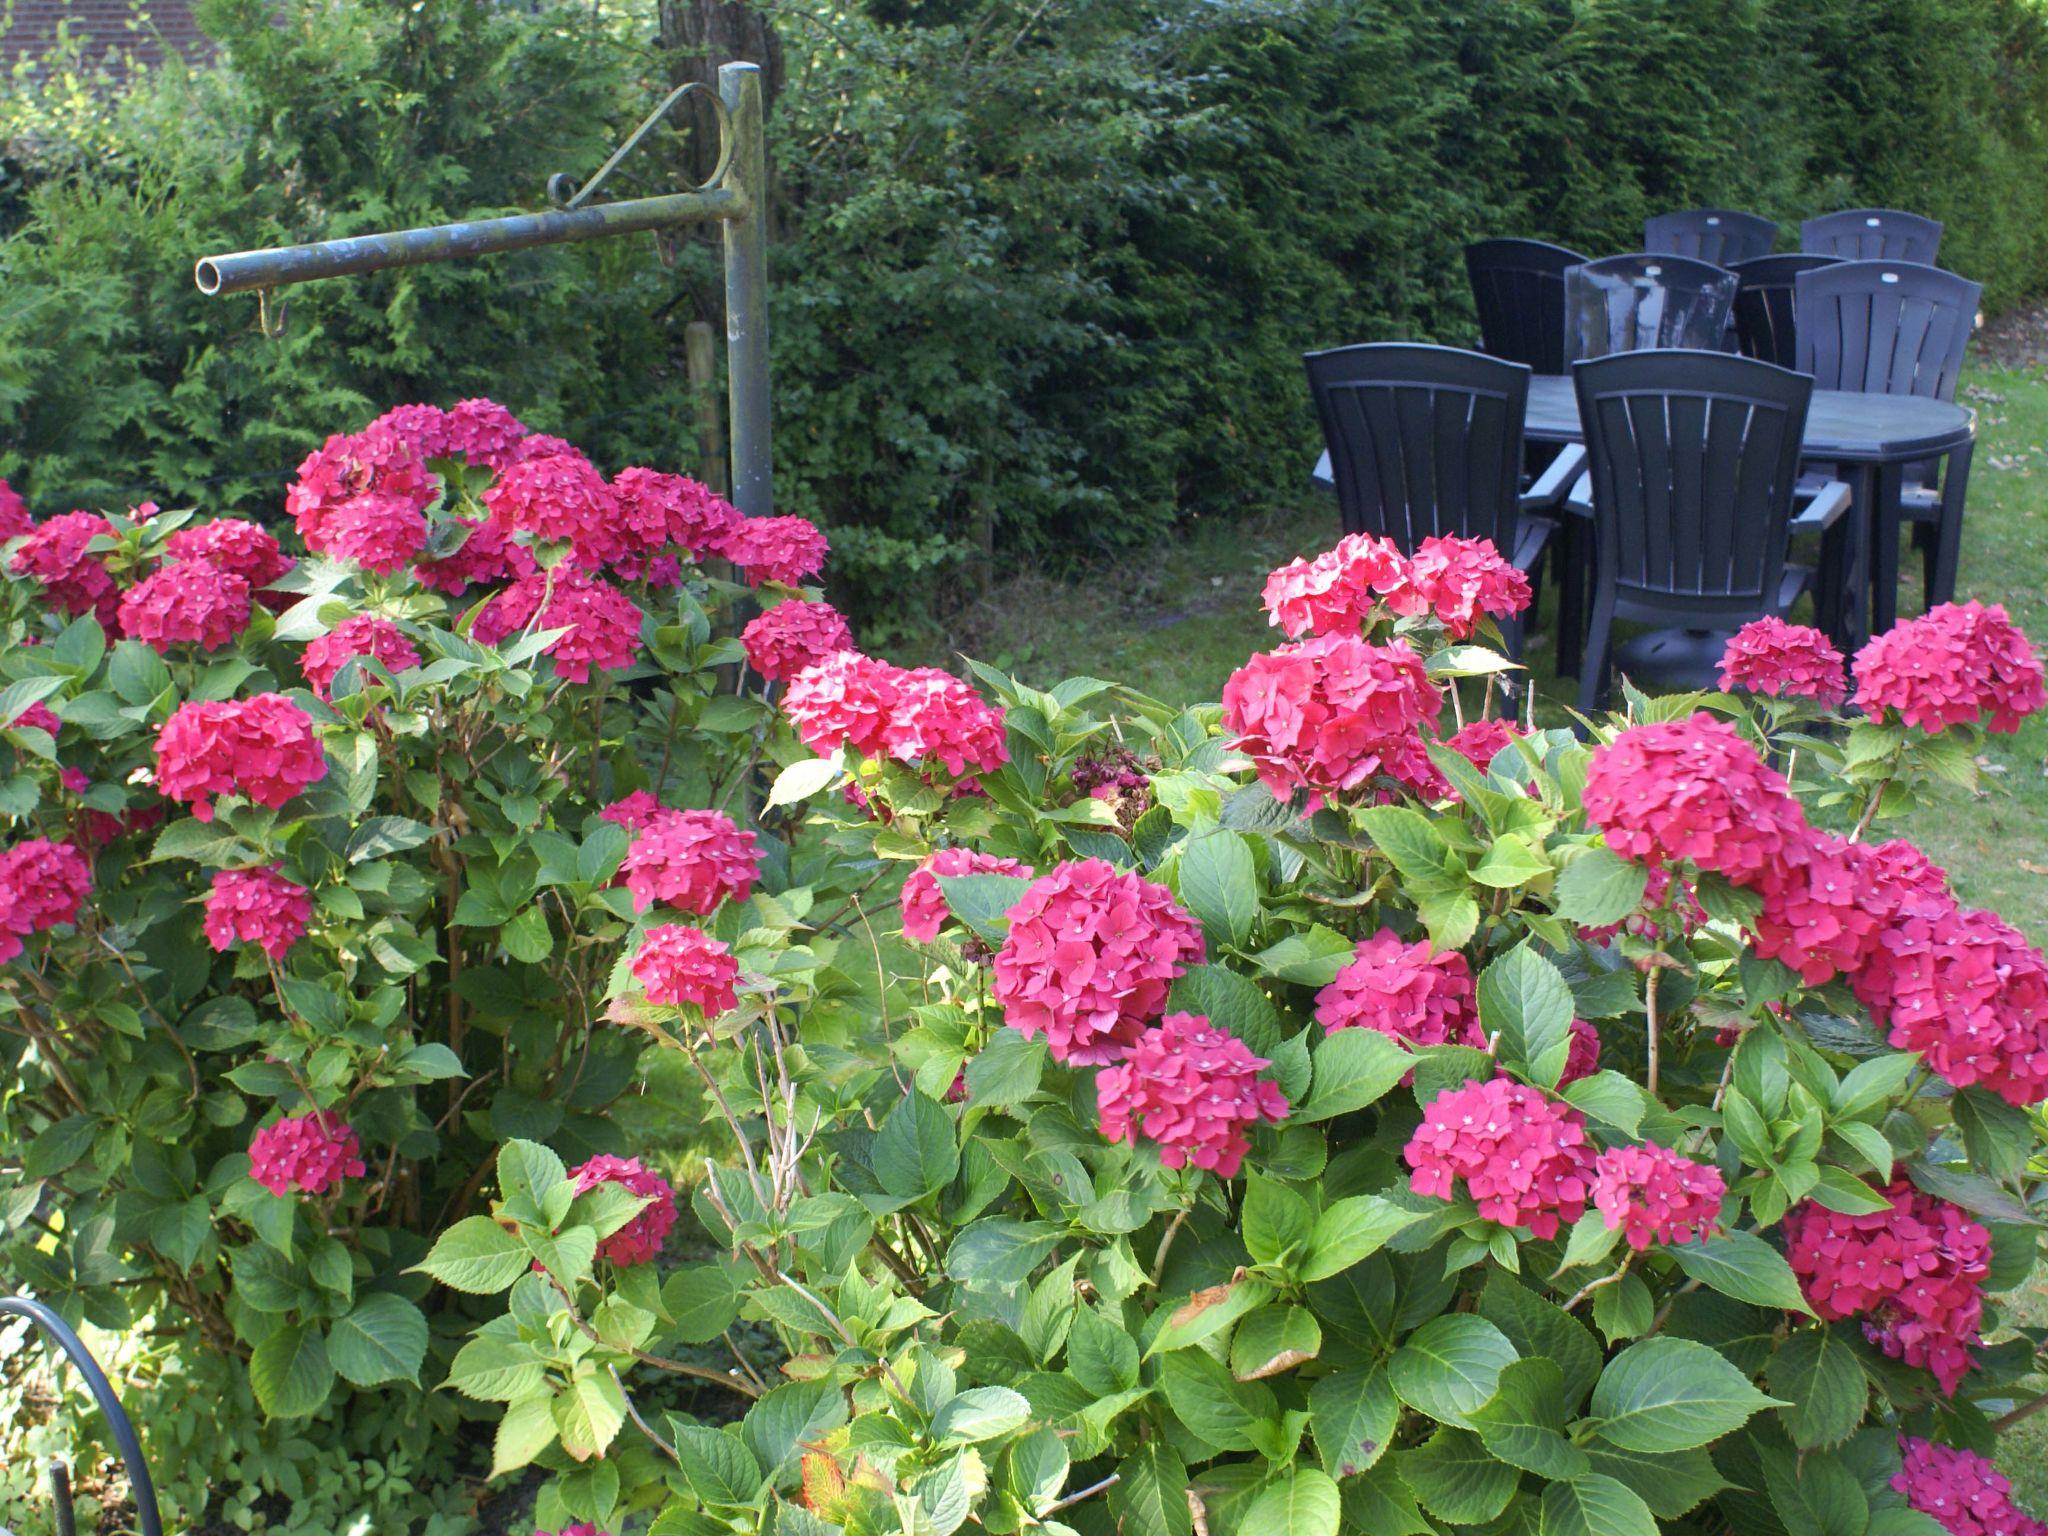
[195,186,743,295]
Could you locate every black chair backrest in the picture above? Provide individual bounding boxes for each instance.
[1564,254,1740,363]
[1645,208,1779,267]
[1799,208,1943,264]
[1572,349,1813,611]
[1464,238,1589,376]
[1794,259,1981,402]
[1303,343,1532,552]
[1730,253,1841,369]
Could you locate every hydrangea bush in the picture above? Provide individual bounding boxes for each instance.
[3,452,2046,1536]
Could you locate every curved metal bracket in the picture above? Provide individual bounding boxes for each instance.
[0,1295,163,1536]
[547,81,734,211]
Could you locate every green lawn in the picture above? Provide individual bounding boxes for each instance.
[918,361,2048,1505]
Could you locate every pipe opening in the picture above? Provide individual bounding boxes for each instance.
[194,259,224,296]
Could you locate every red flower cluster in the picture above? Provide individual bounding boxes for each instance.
[204,866,312,960]
[248,1112,365,1198]
[782,652,1007,778]
[1750,831,1882,986]
[289,429,436,552]
[301,615,422,699]
[610,467,740,562]
[117,560,251,653]
[1893,1437,2048,1536]
[1717,617,1847,705]
[1560,1017,1602,1085]
[10,702,59,738]
[1784,1181,1989,1393]
[482,451,622,569]
[716,515,830,588]
[630,924,740,1015]
[1855,601,2047,734]
[318,492,429,574]
[1405,1076,1591,1239]
[0,838,92,962]
[992,859,1205,1065]
[1861,903,2048,1107]
[1386,534,1532,639]
[473,572,645,684]
[1581,713,1807,889]
[1443,717,1521,772]
[1316,929,1476,1049]
[1261,532,1404,638]
[568,1155,678,1267]
[413,512,529,596]
[600,790,664,832]
[537,1525,605,1536]
[368,398,532,471]
[153,693,327,822]
[900,846,1033,944]
[12,511,120,625]
[619,808,761,916]
[1095,1012,1290,1178]
[1221,633,1440,802]
[0,477,30,540]
[741,599,855,684]
[166,520,294,602]
[1589,1143,1724,1249]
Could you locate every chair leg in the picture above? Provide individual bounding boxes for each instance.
[1577,592,1616,715]
[1555,522,1587,678]
[1871,494,1902,638]
[1926,441,1972,611]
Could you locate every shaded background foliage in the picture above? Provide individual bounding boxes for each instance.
[4,0,2048,627]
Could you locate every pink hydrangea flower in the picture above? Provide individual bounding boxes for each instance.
[248,1112,366,1197]
[1560,1017,1601,1085]
[472,571,645,684]
[568,1155,677,1267]
[0,478,30,540]
[288,428,436,548]
[1893,1436,2048,1536]
[1749,831,1883,986]
[11,511,120,626]
[1785,1181,1989,1394]
[1860,903,2048,1107]
[609,467,741,559]
[1385,534,1532,638]
[784,652,903,758]
[1581,713,1808,891]
[742,600,857,684]
[204,866,312,960]
[1261,533,1405,638]
[165,520,294,602]
[1855,601,2047,734]
[537,1524,606,1536]
[630,924,740,1015]
[1316,930,1476,1049]
[901,847,1033,944]
[1590,1143,1724,1249]
[312,491,429,574]
[619,808,761,915]
[1221,633,1441,802]
[368,399,534,470]
[716,515,830,587]
[879,668,1008,777]
[601,791,665,832]
[118,560,252,653]
[481,450,622,569]
[1718,617,1848,705]
[1443,717,1521,771]
[10,702,60,738]
[153,693,327,822]
[0,838,92,961]
[1405,1076,1591,1239]
[992,859,1205,1065]
[413,510,531,595]
[1095,1012,1289,1178]
[301,615,423,699]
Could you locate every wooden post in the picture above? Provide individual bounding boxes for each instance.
[685,320,728,495]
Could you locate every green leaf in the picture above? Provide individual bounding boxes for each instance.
[1399,1427,1518,1525]
[1389,1313,1518,1429]
[1253,925,1356,986]
[1230,1305,1321,1379]
[1669,1231,1815,1315]
[327,1293,428,1388]
[108,640,173,706]
[767,753,844,808]
[1107,1443,1192,1536]
[1299,1194,1425,1282]
[1358,805,1450,879]
[1157,1350,1275,1453]
[23,1115,97,1180]
[1178,828,1259,949]
[1579,1444,1727,1520]
[963,1028,1046,1107]
[1310,1363,1397,1478]
[1762,1445,1868,1536]
[345,815,432,863]
[1150,1274,1275,1355]
[664,1260,749,1344]
[871,1089,960,1201]
[743,1380,847,1479]
[1589,1337,1782,1453]
[1471,1357,1591,1479]
[1592,1272,1656,1345]
[1169,965,1284,1056]
[947,1218,1060,1286]
[446,1335,547,1402]
[1242,1175,1314,1267]
[1831,1052,1920,1119]
[414,1216,529,1294]
[1554,848,1650,928]
[934,872,1034,945]
[1479,1270,1603,1408]
[554,1370,628,1462]
[498,1138,568,1220]
[492,1397,556,1478]
[931,1386,1031,1444]
[249,1324,334,1419]
[1478,944,1576,1088]
[1471,833,1552,889]
[1768,1324,1868,1449]
[501,904,553,963]
[1067,1304,1139,1396]
[1241,1467,1340,1536]
[1561,1072,1646,1137]
[1298,1028,1413,1121]
[1810,1166,1893,1216]
[1539,1474,1660,1536]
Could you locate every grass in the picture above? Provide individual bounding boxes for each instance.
[909,360,2048,1505]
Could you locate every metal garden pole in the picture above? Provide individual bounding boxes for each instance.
[194,61,773,515]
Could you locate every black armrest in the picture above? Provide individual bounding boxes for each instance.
[1563,471,1594,520]
[1519,443,1587,513]
[1312,449,1334,493]
[1790,478,1852,533]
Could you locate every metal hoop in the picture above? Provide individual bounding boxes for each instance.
[547,81,735,210]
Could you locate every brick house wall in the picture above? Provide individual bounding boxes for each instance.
[1,0,215,77]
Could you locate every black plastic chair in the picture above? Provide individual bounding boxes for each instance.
[1794,259,1981,630]
[1563,255,1740,364]
[1303,344,1582,653]
[1645,208,1779,267]
[1730,253,1841,369]
[1465,239,1589,376]
[1799,208,1943,265]
[1566,350,1850,710]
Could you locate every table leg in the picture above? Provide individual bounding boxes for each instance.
[1869,461,1905,638]
[1818,462,1873,651]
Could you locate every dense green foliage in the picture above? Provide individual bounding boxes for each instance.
[4,0,2048,617]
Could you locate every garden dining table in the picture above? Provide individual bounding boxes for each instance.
[1310,374,1976,648]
